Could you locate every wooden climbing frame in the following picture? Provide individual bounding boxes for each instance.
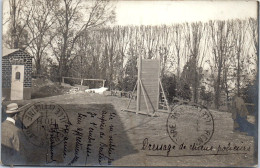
[122,55,170,116]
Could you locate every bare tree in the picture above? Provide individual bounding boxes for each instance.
[4,0,30,48]
[183,22,204,103]
[248,18,258,56]
[50,0,115,82]
[231,20,250,96]
[141,26,159,59]
[102,28,117,89]
[209,20,233,109]
[157,25,172,76]
[172,24,184,80]
[114,26,130,86]
[248,18,258,77]
[25,0,59,76]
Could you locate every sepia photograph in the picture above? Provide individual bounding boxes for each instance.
[1,0,258,167]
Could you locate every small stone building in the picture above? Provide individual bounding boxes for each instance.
[2,48,32,100]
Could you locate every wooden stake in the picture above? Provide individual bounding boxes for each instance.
[102,80,105,87]
[136,55,142,112]
[126,81,137,109]
[159,79,170,112]
[140,79,151,115]
[80,79,83,85]
[157,56,161,111]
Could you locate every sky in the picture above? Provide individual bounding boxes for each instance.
[2,0,258,29]
[1,0,257,87]
[114,1,258,25]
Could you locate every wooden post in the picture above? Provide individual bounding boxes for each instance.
[140,79,151,115]
[157,56,161,111]
[103,80,105,87]
[80,79,83,85]
[159,79,170,112]
[136,55,142,112]
[126,81,137,109]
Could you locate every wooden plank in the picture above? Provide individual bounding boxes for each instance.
[121,109,154,117]
[142,68,159,71]
[63,77,105,82]
[103,80,106,87]
[126,81,137,109]
[142,67,160,71]
[83,79,106,81]
[157,58,161,111]
[141,76,159,80]
[142,62,159,65]
[141,85,159,88]
[245,103,255,106]
[142,67,160,70]
[139,59,159,113]
[159,79,170,112]
[140,80,151,114]
[157,109,171,114]
[141,74,159,76]
[124,58,170,116]
[137,55,142,112]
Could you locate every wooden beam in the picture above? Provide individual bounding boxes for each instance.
[159,79,170,112]
[62,77,81,80]
[83,79,106,81]
[80,79,83,85]
[121,109,154,117]
[126,81,137,109]
[136,55,142,112]
[62,77,106,82]
[157,57,160,111]
[245,103,255,106]
[139,79,151,115]
[157,109,171,114]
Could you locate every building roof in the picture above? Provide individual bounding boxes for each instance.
[2,48,20,57]
[2,48,32,57]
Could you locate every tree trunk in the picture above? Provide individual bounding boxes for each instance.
[35,59,42,77]
[193,68,198,103]
[237,51,240,96]
[215,63,222,109]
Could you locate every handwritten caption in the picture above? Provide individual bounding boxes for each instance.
[46,105,117,166]
[141,138,251,157]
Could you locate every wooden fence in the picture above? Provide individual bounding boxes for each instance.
[62,77,106,87]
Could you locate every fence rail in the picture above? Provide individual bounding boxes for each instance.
[62,77,106,87]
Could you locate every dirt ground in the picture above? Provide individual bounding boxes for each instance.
[2,93,257,167]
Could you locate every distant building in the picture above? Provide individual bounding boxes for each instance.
[2,48,32,100]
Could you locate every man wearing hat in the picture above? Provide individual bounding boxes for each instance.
[1,103,25,165]
[231,96,254,136]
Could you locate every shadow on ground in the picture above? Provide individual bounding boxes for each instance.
[2,103,137,166]
[1,93,257,167]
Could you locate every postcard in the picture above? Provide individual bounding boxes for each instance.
[1,0,258,167]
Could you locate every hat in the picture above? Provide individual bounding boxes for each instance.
[6,103,20,114]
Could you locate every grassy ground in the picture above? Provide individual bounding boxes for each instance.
[31,78,71,99]
[2,93,257,167]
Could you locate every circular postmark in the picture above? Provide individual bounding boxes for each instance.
[167,104,214,146]
[22,102,70,147]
